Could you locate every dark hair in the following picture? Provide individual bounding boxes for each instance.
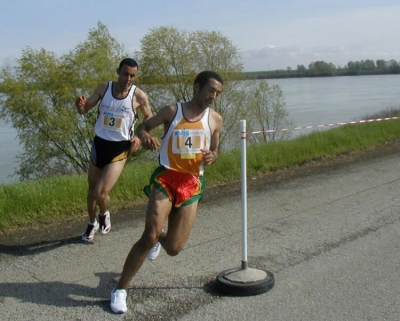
[119,58,139,70]
[193,71,224,90]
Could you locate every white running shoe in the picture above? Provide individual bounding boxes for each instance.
[110,288,127,314]
[98,211,111,235]
[81,221,99,242]
[147,242,161,261]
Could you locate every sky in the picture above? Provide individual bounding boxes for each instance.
[1,0,399,71]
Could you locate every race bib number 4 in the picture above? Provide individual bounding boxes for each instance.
[172,129,205,159]
[102,111,123,132]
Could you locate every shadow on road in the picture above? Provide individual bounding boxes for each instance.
[0,272,119,311]
[0,272,220,315]
[0,235,86,257]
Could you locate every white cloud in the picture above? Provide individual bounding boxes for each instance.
[261,44,277,49]
[1,2,399,72]
[241,44,400,71]
[238,4,400,70]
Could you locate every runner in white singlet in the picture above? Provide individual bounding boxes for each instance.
[75,58,153,242]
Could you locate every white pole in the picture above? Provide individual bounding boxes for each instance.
[240,120,248,269]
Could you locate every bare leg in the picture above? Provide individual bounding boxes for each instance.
[116,195,200,289]
[87,162,101,223]
[116,188,172,289]
[95,159,127,215]
[162,202,199,256]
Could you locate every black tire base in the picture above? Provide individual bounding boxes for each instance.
[216,268,275,296]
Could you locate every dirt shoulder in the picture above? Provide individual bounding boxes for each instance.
[1,140,399,248]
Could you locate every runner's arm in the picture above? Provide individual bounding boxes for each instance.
[134,88,153,121]
[75,82,107,115]
[202,110,223,166]
[135,104,177,151]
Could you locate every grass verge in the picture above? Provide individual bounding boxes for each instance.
[1,117,400,233]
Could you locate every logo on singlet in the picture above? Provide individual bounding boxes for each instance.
[121,106,131,113]
[174,130,190,136]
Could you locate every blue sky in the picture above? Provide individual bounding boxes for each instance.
[1,0,399,71]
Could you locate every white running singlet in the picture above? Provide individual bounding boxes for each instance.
[94,81,138,141]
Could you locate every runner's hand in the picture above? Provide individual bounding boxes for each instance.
[75,95,87,114]
[201,149,217,166]
[75,95,86,107]
[130,136,141,153]
[140,134,160,151]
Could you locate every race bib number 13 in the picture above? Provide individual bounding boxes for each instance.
[172,129,205,159]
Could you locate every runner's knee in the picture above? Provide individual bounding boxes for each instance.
[94,189,109,203]
[140,230,161,250]
[164,242,184,257]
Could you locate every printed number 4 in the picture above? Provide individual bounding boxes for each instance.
[185,137,193,148]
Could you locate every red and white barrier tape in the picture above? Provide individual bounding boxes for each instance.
[245,116,400,135]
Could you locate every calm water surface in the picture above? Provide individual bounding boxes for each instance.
[268,74,400,131]
[1,74,399,184]
[0,118,20,184]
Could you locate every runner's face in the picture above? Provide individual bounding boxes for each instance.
[117,65,138,90]
[196,78,223,108]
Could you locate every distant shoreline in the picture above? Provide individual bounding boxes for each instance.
[244,69,400,80]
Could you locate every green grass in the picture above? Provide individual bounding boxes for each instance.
[1,118,400,233]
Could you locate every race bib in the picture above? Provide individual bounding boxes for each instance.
[101,111,123,132]
[172,129,205,159]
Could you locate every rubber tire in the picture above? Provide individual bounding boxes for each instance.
[216,268,275,296]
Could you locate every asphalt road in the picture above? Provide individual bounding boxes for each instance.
[1,146,399,321]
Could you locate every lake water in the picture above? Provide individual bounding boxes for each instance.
[1,74,399,184]
[267,74,400,133]
[0,118,21,184]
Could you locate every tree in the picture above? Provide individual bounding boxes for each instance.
[0,22,126,180]
[0,23,292,180]
[308,61,336,76]
[346,61,361,75]
[296,65,307,77]
[387,59,400,74]
[245,80,292,143]
[362,59,376,72]
[137,26,244,148]
[136,26,290,150]
[376,59,387,71]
